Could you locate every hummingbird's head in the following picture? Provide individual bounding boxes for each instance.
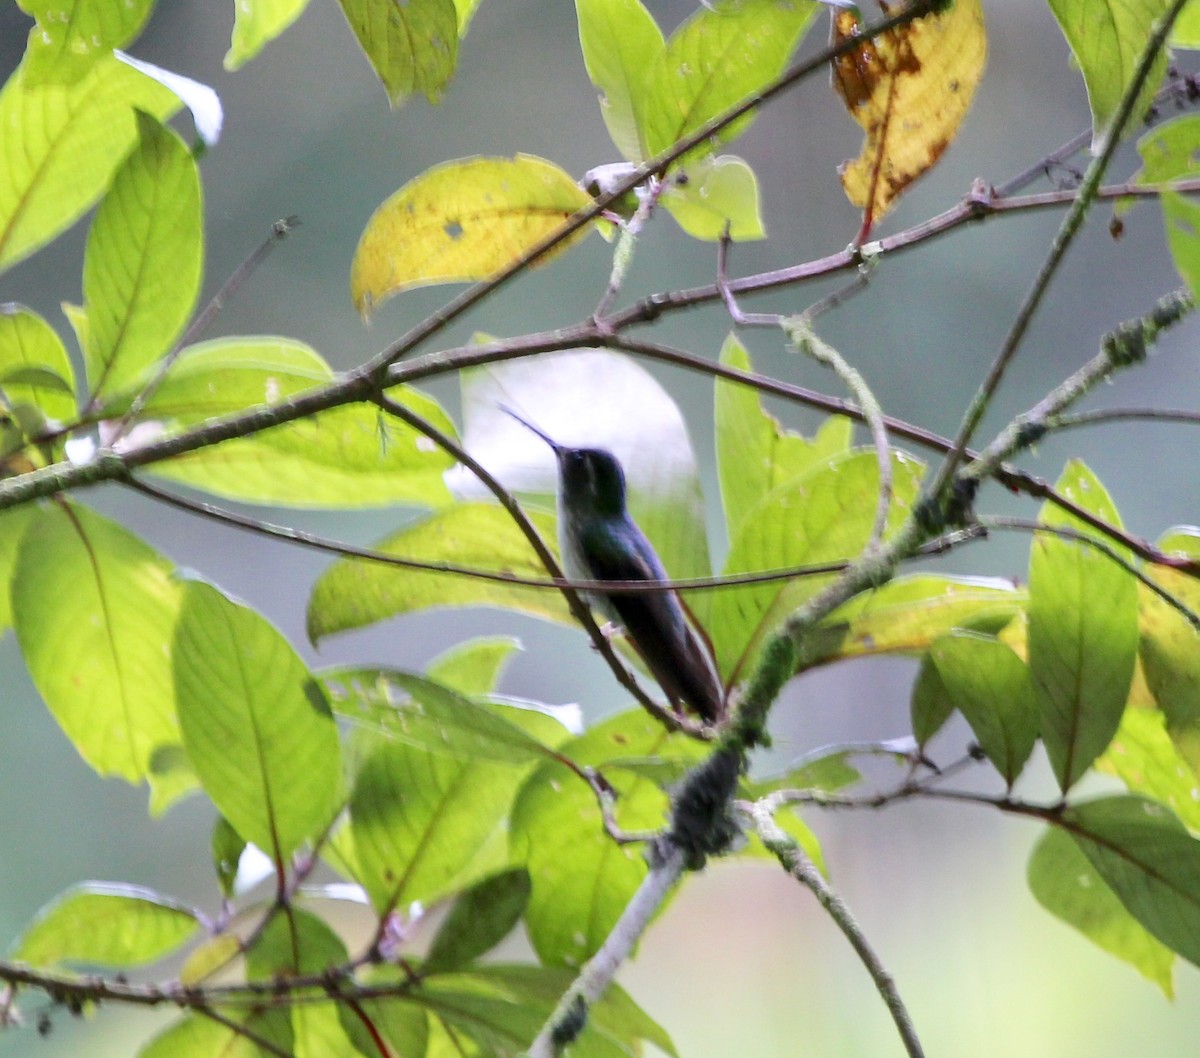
[502,406,627,517]
[557,446,626,517]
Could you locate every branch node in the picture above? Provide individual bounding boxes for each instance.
[667,748,743,870]
[550,994,589,1049]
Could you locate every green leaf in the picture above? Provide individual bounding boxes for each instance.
[145,743,200,817]
[0,303,77,421]
[351,155,592,315]
[511,709,702,967]
[640,0,817,162]
[1137,116,1200,303]
[226,0,313,69]
[1027,460,1139,792]
[812,573,1024,667]
[11,883,199,969]
[341,970,429,1058]
[451,0,483,35]
[424,868,532,972]
[294,1005,368,1058]
[323,668,559,765]
[349,733,529,914]
[83,111,202,400]
[18,0,155,85]
[661,154,764,240]
[106,337,455,508]
[454,349,713,581]
[1063,795,1200,968]
[714,335,852,542]
[0,54,180,275]
[140,1011,292,1058]
[930,632,1038,787]
[419,964,677,1058]
[701,448,925,680]
[763,749,863,795]
[248,906,349,977]
[336,0,459,107]
[1046,0,1170,151]
[308,504,568,642]
[61,300,89,356]
[13,502,183,781]
[425,635,523,695]
[911,652,956,746]
[1028,825,1175,996]
[173,580,342,862]
[1097,706,1200,831]
[0,504,36,636]
[1174,1,1200,47]
[212,816,247,900]
[576,0,665,162]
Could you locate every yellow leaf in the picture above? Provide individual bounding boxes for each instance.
[179,934,242,985]
[350,154,594,316]
[833,0,987,227]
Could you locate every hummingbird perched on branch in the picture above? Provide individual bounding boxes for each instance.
[502,407,725,723]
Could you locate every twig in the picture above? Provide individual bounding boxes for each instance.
[352,1,944,378]
[5,168,1199,520]
[927,0,1192,501]
[193,1005,294,1058]
[107,217,299,439]
[959,289,1195,489]
[1045,406,1200,431]
[344,995,394,1058]
[593,181,662,321]
[526,842,686,1058]
[982,515,1200,629]
[125,475,978,594]
[747,799,926,1058]
[994,69,1200,198]
[574,765,658,845]
[785,320,892,550]
[602,176,1200,330]
[716,228,783,327]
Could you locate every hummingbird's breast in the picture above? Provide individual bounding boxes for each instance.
[555,497,622,624]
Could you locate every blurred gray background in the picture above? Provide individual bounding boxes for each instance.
[2,1,1199,1055]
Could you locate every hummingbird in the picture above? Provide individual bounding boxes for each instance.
[502,407,725,723]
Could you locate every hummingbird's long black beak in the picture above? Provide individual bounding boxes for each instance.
[500,405,562,453]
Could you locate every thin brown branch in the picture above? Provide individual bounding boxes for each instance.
[123,475,852,594]
[995,69,1200,198]
[344,996,394,1058]
[4,167,1198,522]
[107,217,299,438]
[352,0,942,378]
[602,177,1200,329]
[927,0,1192,500]
[1046,406,1200,431]
[982,515,1200,629]
[397,327,1200,586]
[194,1006,295,1058]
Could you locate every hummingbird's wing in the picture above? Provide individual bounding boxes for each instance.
[578,520,724,722]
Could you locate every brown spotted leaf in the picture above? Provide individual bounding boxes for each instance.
[833,0,986,228]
